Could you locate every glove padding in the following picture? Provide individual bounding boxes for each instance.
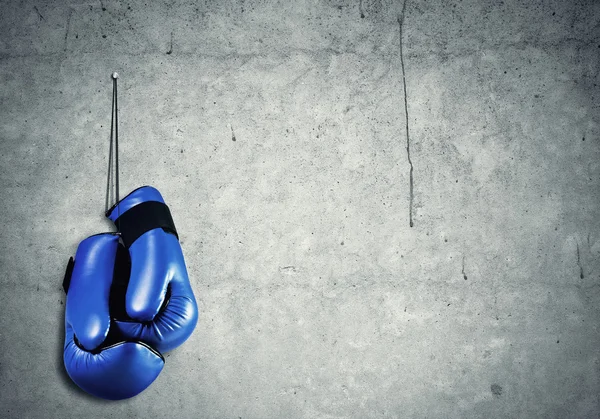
[63,233,164,400]
[106,186,198,353]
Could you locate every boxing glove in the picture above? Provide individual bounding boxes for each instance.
[106,186,198,353]
[63,233,164,400]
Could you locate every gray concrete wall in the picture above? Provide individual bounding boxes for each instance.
[1,0,599,417]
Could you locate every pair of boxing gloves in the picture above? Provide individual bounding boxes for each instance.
[62,186,198,400]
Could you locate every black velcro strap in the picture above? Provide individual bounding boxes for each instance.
[109,242,131,320]
[114,201,178,248]
[63,257,75,294]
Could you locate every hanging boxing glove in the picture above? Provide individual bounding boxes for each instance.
[106,186,198,353]
[63,233,164,400]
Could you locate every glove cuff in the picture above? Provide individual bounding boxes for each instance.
[106,185,165,220]
[106,186,178,248]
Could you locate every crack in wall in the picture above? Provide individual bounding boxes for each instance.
[63,8,73,52]
[398,0,414,228]
[166,31,174,55]
[33,6,44,21]
[576,243,584,279]
[230,125,237,142]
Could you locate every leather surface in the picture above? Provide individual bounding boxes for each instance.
[63,234,164,400]
[108,186,198,353]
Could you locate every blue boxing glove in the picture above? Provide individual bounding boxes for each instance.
[63,233,164,400]
[106,186,198,353]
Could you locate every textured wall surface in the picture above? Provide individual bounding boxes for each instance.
[1,0,599,418]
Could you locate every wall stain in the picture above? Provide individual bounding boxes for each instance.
[491,383,503,397]
[279,266,298,275]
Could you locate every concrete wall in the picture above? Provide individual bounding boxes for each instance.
[1,0,599,417]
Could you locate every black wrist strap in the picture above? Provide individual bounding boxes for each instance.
[114,201,178,248]
[63,257,75,294]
